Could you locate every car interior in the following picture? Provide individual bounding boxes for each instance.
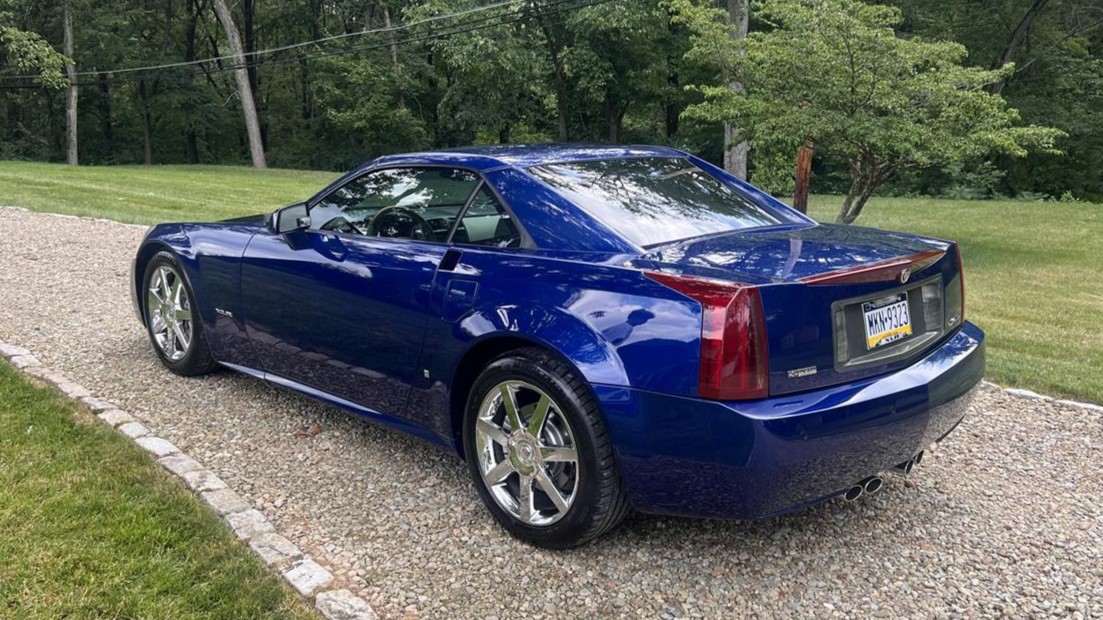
[310,167,520,247]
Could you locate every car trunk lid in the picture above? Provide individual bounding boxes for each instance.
[633,223,964,396]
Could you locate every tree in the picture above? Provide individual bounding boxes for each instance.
[62,0,77,165]
[722,0,748,179]
[674,0,1065,223]
[211,0,266,168]
[0,4,66,88]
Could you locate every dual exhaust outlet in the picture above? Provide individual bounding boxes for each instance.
[844,451,924,502]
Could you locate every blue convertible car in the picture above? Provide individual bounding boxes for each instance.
[132,145,984,548]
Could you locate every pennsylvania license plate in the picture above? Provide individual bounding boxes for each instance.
[862,293,912,350]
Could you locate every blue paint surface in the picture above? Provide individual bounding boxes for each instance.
[132,145,984,519]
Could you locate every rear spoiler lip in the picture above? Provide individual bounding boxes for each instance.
[800,248,947,286]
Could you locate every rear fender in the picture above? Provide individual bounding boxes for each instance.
[429,304,629,454]
[457,304,630,387]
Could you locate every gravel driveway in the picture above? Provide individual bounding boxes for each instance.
[1,208,1100,619]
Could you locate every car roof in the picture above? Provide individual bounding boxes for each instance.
[370,144,690,173]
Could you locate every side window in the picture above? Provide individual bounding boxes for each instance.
[452,186,522,248]
[310,167,480,242]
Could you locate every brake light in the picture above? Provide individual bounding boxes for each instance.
[645,272,769,400]
[956,244,966,321]
[943,243,966,330]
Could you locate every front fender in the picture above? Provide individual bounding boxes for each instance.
[133,222,261,367]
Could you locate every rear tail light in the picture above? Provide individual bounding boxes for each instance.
[946,244,966,329]
[645,272,769,400]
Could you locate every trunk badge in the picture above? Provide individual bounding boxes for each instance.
[788,366,818,379]
[898,267,911,284]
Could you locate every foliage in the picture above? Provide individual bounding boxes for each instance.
[0,1,66,88]
[0,0,1102,207]
[672,0,1066,223]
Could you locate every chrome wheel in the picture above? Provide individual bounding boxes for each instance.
[146,265,193,362]
[474,380,580,527]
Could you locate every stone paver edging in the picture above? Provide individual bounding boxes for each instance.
[0,338,377,620]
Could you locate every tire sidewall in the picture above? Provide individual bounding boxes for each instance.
[142,251,205,373]
[463,352,605,548]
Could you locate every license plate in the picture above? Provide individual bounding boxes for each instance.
[862,293,912,350]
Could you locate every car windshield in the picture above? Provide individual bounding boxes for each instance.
[528,157,781,247]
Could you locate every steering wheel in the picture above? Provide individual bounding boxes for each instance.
[367,206,434,240]
[318,215,367,235]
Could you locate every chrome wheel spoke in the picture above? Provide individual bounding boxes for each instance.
[500,384,522,431]
[535,468,569,514]
[158,269,171,301]
[518,475,534,523]
[527,393,552,436]
[484,459,513,485]
[476,418,509,447]
[175,324,191,351]
[540,445,577,463]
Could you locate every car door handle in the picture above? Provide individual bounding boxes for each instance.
[439,249,463,272]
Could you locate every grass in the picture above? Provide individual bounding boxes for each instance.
[0,161,1099,403]
[807,195,1103,404]
[0,361,319,619]
[0,162,336,225]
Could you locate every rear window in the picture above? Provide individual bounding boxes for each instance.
[528,157,781,247]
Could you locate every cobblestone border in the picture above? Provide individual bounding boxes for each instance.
[0,339,377,620]
[981,379,1103,413]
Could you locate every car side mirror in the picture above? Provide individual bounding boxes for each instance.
[270,202,309,234]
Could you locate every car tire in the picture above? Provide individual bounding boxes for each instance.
[142,251,218,377]
[463,347,630,548]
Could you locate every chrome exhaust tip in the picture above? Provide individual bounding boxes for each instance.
[844,484,864,502]
[891,458,915,476]
[862,476,884,495]
[914,450,924,466]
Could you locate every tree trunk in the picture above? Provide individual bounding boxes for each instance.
[604,98,624,142]
[63,0,78,166]
[665,72,680,139]
[836,159,892,224]
[139,80,153,165]
[241,0,267,151]
[990,0,1049,94]
[722,0,749,179]
[211,0,267,168]
[793,138,814,214]
[96,71,113,157]
[383,6,406,110]
[184,0,200,163]
[537,16,569,141]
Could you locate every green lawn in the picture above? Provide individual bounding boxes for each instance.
[0,162,336,224]
[807,195,1103,404]
[0,361,318,619]
[0,161,1099,403]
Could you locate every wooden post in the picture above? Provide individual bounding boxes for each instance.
[793,138,814,214]
[63,0,78,166]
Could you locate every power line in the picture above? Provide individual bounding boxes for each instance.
[0,0,610,90]
[0,0,524,81]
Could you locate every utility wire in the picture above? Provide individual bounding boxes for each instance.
[0,0,610,90]
[0,0,608,85]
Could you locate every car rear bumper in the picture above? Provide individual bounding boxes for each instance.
[596,321,985,519]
